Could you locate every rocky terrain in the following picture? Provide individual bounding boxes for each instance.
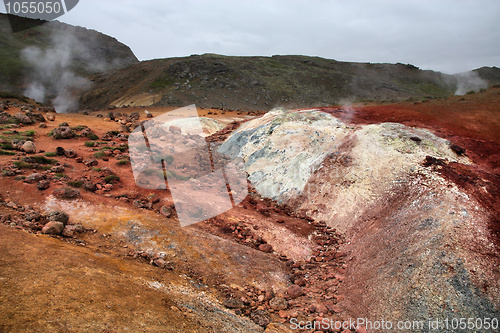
[0,13,138,109]
[0,86,498,332]
[78,54,500,112]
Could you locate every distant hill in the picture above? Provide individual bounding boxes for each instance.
[79,54,500,111]
[0,13,138,110]
[1,13,499,112]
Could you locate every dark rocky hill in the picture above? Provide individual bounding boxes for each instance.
[80,54,499,111]
[0,14,138,111]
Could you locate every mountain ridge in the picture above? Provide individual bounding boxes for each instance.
[80,53,500,111]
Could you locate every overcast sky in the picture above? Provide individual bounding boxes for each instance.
[2,0,499,74]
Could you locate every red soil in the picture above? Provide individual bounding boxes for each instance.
[320,87,500,249]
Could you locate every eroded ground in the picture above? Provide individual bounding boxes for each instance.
[0,88,499,332]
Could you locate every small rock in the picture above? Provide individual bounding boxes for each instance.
[39,122,47,128]
[160,205,173,217]
[169,125,181,134]
[50,165,65,173]
[46,113,56,121]
[24,173,45,184]
[250,309,271,328]
[223,298,244,309]
[56,147,65,155]
[52,187,81,200]
[24,210,41,221]
[294,277,306,286]
[61,224,84,237]
[259,243,273,253]
[42,221,64,235]
[37,179,50,190]
[64,149,77,158]
[152,258,167,269]
[84,158,98,167]
[287,285,304,299]
[46,211,70,225]
[264,323,294,333]
[269,297,288,311]
[14,112,33,124]
[22,141,36,154]
[118,125,130,133]
[83,181,97,192]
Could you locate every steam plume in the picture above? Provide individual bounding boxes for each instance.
[453,71,488,95]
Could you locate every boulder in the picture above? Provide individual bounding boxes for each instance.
[46,113,56,121]
[51,127,75,139]
[41,221,64,235]
[21,141,36,154]
[46,211,69,225]
[269,297,288,311]
[37,180,50,190]
[24,173,45,184]
[62,224,84,237]
[287,285,304,299]
[14,112,33,124]
[52,187,81,200]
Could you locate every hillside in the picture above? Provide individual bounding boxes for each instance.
[79,53,500,111]
[0,13,138,108]
[0,86,498,332]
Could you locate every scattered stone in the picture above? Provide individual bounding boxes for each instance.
[24,173,45,184]
[450,143,466,156]
[83,180,97,192]
[75,157,83,163]
[251,309,271,328]
[259,243,273,253]
[53,187,81,200]
[223,298,244,309]
[133,200,148,209]
[46,113,56,121]
[264,323,294,333]
[21,141,36,154]
[64,149,77,158]
[101,133,113,141]
[269,297,288,311]
[41,221,64,235]
[14,112,33,124]
[256,203,270,216]
[37,179,50,190]
[160,205,173,217]
[39,122,47,128]
[118,125,130,133]
[287,285,304,299]
[46,211,70,225]
[56,147,65,156]
[169,125,181,134]
[50,165,65,173]
[51,127,75,139]
[130,112,140,120]
[30,113,46,122]
[84,158,98,167]
[61,224,84,237]
[11,139,25,150]
[24,210,41,221]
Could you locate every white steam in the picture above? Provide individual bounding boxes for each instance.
[339,97,356,124]
[21,31,92,113]
[453,71,488,95]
